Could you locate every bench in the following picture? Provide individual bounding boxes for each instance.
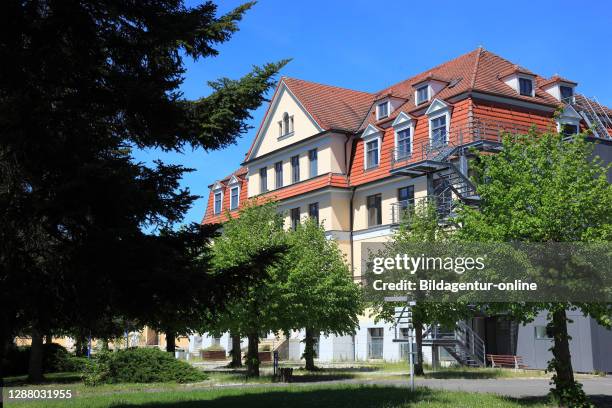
[486,354,527,370]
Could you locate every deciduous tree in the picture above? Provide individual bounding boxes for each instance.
[457,131,612,407]
[283,218,363,371]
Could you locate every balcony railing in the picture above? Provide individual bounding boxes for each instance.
[390,195,454,225]
[390,118,535,171]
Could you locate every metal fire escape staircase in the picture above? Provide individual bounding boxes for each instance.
[391,137,484,222]
[572,96,612,139]
[422,322,486,367]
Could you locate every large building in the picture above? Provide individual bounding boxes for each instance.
[198,48,612,370]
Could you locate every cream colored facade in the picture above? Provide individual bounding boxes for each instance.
[242,81,430,279]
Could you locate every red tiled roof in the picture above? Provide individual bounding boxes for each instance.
[357,48,564,129]
[282,77,375,132]
[497,64,536,79]
[539,75,578,88]
[207,166,247,189]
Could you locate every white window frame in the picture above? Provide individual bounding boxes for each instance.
[415,85,429,105]
[393,118,414,161]
[361,124,382,170]
[559,85,574,103]
[425,99,451,147]
[365,138,380,169]
[279,112,294,138]
[557,118,581,135]
[517,75,535,97]
[308,148,318,178]
[429,113,449,146]
[376,101,390,120]
[229,185,240,210]
[556,105,581,136]
[213,190,223,215]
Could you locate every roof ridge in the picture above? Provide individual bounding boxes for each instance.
[375,47,482,96]
[470,47,483,88]
[282,76,373,96]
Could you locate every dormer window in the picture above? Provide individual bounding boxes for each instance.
[361,124,382,170]
[392,112,415,161]
[416,85,429,104]
[213,190,222,215]
[278,112,294,137]
[560,86,574,101]
[519,77,533,96]
[541,76,577,102]
[376,101,389,120]
[230,186,239,210]
[228,175,240,210]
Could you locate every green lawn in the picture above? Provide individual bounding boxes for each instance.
[4,384,550,408]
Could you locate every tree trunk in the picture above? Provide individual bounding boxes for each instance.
[246,332,259,377]
[303,328,317,371]
[45,334,52,344]
[28,327,44,383]
[0,328,9,389]
[165,330,176,353]
[414,321,424,375]
[229,333,242,367]
[74,334,85,356]
[548,308,590,407]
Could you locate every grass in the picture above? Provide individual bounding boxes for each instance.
[4,384,551,408]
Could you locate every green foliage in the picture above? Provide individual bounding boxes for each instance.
[1,343,86,376]
[283,218,363,336]
[455,130,612,406]
[0,0,288,371]
[83,348,207,386]
[210,200,289,376]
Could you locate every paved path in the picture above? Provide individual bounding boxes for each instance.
[209,376,612,402]
[363,377,612,398]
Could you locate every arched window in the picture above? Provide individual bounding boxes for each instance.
[283,112,290,135]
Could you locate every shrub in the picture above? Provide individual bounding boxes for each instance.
[1,343,83,376]
[83,348,207,386]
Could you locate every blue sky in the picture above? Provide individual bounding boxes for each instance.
[133,0,612,225]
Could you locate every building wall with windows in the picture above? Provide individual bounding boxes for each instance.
[200,48,612,363]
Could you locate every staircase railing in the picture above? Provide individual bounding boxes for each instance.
[390,195,454,225]
[422,322,486,367]
[390,118,536,172]
[455,321,486,367]
[572,96,612,139]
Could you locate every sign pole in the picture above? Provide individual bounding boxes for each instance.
[408,327,414,390]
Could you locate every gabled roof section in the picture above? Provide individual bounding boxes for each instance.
[392,111,416,127]
[361,124,382,138]
[497,64,536,79]
[282,77,375,131]
[244,78,374,162]
[540,75,578,89]
[208,167,247,189]
[425,98,451,115]
[558,104,581,119]
[228,175,240,185]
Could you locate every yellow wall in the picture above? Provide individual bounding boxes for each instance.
[352,176,427,231]
[250,85,320,159]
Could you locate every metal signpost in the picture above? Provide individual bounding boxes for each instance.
[386,296,417,391]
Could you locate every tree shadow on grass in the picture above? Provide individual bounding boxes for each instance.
[109,386,550,408]
[422,370,506,379]
[4,372,82,386]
